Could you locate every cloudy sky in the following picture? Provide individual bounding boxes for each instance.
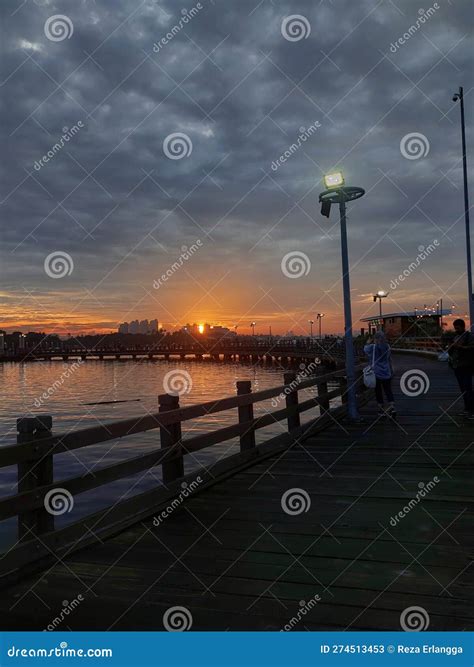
[1,0,472,335]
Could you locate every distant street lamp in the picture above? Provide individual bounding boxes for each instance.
[373,290,388,329]
[308,319,314,337]
[452,86,473,331]
[316,312,325,339]
[250,322,256,336]
[319,172,365,420]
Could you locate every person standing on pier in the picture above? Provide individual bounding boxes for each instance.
[364,331,396,418]
[447,319,474,420]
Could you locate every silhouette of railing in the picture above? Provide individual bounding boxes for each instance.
[0,364,369,582]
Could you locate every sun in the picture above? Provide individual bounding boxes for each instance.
[198,324,204,334]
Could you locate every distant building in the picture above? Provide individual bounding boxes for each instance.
[118,319,159,334]
[360,310,451,338]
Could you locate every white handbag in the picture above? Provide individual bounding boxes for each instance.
[363,345,377,388]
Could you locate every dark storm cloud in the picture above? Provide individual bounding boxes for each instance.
[0,0,472,330]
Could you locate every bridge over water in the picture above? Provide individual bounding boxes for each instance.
[1,338,347,367]
[0,352,471,631]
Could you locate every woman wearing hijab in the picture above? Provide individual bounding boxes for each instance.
[364,331,396,417]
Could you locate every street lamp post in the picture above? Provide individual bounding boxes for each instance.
[316,312,325,339]
[308,319,314,337]
[319,173,365,420]
[373,290,388,329]
[250,322,256,336]
[453,87,473,331]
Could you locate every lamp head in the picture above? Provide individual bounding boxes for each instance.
[323,172,344,189]
[376,290,387,297]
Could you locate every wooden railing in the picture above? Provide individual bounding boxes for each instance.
[391,337,442,351]
[0,365,368,583]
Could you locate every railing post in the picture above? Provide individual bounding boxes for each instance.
[339,376,348,405]
[17,415,54,541]
[283,373,300,432]
[236,381,256,451]
[317,380,330,412]
[158,394,184,484]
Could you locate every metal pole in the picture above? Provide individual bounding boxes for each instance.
[338,196,358,420]
[459,87,474,331]
[319,317,322,339]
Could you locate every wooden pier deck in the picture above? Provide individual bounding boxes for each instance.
[1,354,473,631]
